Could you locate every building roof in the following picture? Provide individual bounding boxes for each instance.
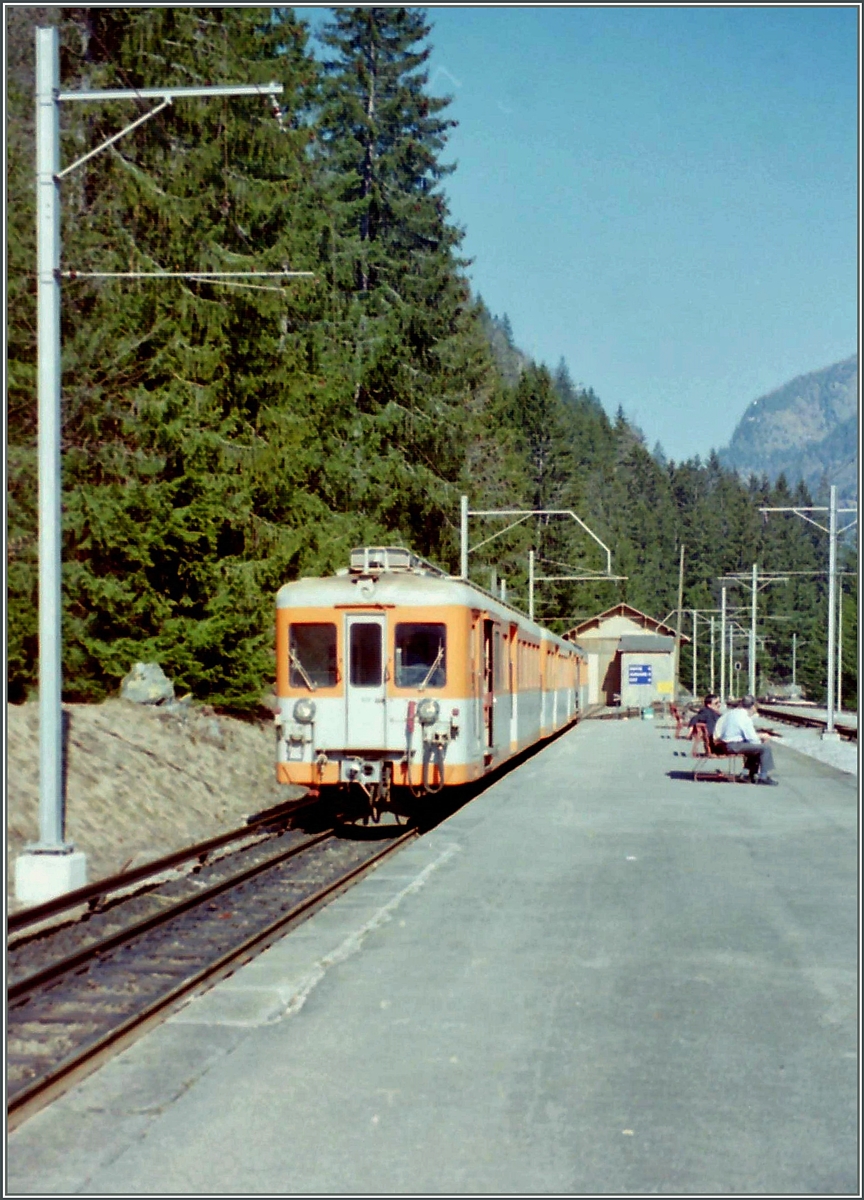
[618,634,675,653]
[564,603,688,642]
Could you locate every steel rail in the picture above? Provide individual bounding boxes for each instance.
[757,705,857,742]
[8,830,335,1002]
[8,796,316,935]
[8,827,418,1131]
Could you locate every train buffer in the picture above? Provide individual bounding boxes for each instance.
[7,717,858,1196]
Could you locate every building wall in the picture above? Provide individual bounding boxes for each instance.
[580,636,621,704]
[619,651,675,707]
[587,654,599,705]
[577,614,679,706]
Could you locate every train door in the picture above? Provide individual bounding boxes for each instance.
[509,624,519,751]
[483,619,494,756]
[495,624,512,750]
[345,615,386,747]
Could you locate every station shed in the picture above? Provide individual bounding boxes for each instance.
[564,603,687,707]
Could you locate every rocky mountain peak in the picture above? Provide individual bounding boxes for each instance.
[717,354,858,501]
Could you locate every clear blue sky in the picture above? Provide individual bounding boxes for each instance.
[295,5,859,463]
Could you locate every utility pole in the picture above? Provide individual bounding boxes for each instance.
[17,27,288,907]
[750,562,758,696]
[659,604,731,701]
[719,567,786,704]
[836,582,842,713]
[720,587,727,703]
[35,28,64,876]
[760,486,857,739]
[692,609,698,697]
[673,545,685,702]
[826,486,837,729]
[792,631,797,687]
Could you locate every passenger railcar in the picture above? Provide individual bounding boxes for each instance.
[275,546,587,818]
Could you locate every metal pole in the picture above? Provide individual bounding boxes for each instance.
[728,620,734,699]
[692,609,697,697]
[500,578,506,603]
[59,82,284,102]
[528,549,535,621]
[20,30,286,904]
[720,587,726,703]
[36,27,66,850]
[792,631,797,686]
[749,562,757,697]
[673,545,684,702]
[825,486,837,735]
[836,580,842,713]
[710,616,715,693]
[460,495,468,580]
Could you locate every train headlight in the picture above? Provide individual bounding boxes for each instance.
[417,698,440,726]
[293,698,316,724]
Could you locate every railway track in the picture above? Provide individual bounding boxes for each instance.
[8,817,417,1130]
[757,704,857,742]
[8,793,323,938]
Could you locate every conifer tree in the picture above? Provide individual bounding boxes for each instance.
[7,6,327,705]
[313,5,486,566]
[318,7,457,295]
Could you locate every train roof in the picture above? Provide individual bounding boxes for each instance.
[276,547,583,656]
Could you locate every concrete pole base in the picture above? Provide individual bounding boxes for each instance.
[15,848,87,907]
[820,730,841,742]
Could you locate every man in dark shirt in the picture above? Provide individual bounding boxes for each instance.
[688,694,721,746]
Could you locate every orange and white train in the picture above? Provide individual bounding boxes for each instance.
[275,547,587,817]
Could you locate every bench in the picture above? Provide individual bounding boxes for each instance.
[690,722,747,782]
[669,703,688,738]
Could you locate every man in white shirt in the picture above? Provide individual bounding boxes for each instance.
[714,695,778,785]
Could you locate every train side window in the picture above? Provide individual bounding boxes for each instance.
[290,623,337,688]
[349,623,383,687]
[394,623,446,688]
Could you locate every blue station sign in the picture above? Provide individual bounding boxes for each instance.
[628,664,652,685]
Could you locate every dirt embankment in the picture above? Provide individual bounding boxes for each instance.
[6,699,300,912]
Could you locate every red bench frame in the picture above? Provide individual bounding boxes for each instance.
[669,703,688,738]
[690,722,747,782]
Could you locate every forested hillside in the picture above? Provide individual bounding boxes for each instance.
[6,6,857,711]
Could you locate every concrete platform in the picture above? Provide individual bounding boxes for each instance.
[7,718,859,1195]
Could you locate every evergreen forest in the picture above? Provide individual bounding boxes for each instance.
[6,7,858,712]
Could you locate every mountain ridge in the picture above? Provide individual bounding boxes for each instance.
[717,354,858,501]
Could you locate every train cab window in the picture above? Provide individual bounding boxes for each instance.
[289,623,337,688]
[395,623,446,688]
[349,622,382,687]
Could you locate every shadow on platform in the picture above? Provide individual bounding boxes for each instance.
[667,769,738,784]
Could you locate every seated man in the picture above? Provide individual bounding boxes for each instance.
[688,693,721,748]
[714,695,778,785]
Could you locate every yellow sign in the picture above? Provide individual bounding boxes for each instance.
[656,680,673,694]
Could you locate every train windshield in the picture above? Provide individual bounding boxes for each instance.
[289,623,337,688]
[395,623,446,688]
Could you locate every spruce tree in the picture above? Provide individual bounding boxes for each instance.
[313,5,487,567]
[7,7,327,706]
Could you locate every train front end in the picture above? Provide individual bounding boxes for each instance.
[275,548,470,818]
